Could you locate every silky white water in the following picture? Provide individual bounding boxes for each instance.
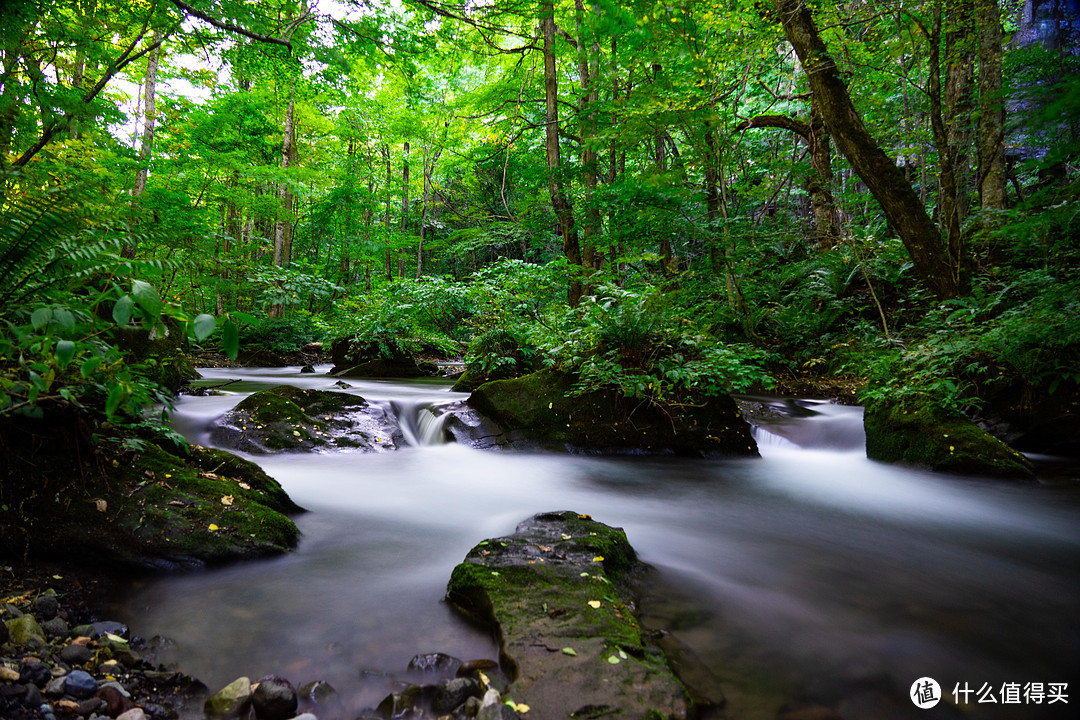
[112,367,1080,719]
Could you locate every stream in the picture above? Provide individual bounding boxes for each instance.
[110,366,1079,719]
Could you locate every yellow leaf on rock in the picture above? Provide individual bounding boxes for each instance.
[587,600,602,609]
[592,556,604,562]
[208,524,219,531]
[94,499,107,513]
[238,482,251,490]
[221,495,234,506]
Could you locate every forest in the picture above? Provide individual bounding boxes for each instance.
[0,0,1078,458]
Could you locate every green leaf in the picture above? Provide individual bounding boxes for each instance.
[131,279,163,318]
[222,319,239,360]
[53,308,75,330]
[31,307,52,330]
[113,295,134,325]
[105,383,126,418]
[55,340,75,368]
[193,313,215,341]
[80,355,104,379]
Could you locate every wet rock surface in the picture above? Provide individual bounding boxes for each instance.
[445,511,712,720]
[455,369,759,457]
[210,385,403,454]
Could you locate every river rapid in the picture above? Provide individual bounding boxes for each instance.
[110,366,1079,719]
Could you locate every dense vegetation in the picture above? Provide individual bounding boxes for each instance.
[1,0,1077,451]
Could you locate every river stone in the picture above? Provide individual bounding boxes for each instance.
[60,643,94,665]
[477,703,520,720]
[64,670,98,699]
[459,368,759,456]
[432,677,483,713]
[204,677,253,719]
[31,594,59,621]
[407,652,462,675]
[445,511,694,720]
[116,707,149,720]
[40,617,69,637]
[251,675,298,720]
[6,615,45,647]
[210,385,403,454]
[19,659,50,686]
[298,680,336,704]
[96,684,137,716]
[44,676,68,697]
[864,402,1034,478]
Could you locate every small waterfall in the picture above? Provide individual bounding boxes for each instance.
[392,401,452,447]
[751,425,799,449]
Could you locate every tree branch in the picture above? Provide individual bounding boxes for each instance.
[170,0,293,53]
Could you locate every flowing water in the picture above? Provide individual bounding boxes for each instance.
[112,367,1080,719]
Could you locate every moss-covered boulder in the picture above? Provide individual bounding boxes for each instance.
[0,412,302,570]
[210,385,402,454]
[329,338,435,378]
[446,512,707,720]
[458,368,758,457]
[864,402,1034,478]
[115,324,201,393]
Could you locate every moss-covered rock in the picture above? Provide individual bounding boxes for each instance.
[459,368,758,457]
[210,385,402,454]
[446,512,703,720]
[864,402,1034,478]
[328,337,436,378]
[0,412,302,570]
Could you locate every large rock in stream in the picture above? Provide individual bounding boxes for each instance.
[211,385,403,454]
[446,511,715,720]
[864,402,1034,478]
[451,368,758,456]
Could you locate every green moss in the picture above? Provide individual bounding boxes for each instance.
[864,402,1034,479]
[468,370,758,456]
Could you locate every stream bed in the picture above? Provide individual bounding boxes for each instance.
[109,366,1079,719]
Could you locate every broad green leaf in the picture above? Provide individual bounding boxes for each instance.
[31,307,52,330]
[55,340,75,368]
[105,383,126,418]
[53,308,75,330]
[193,313,215,341]
[222,319,239,360]
[113,295,134,325]
[131,280,163,318]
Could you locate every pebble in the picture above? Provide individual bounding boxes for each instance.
[251,675,298,720]
[64,668,98,698]
[40,617,69,638]
[0,665,20,681]
[32,595,59,621]
[117,707,149,720]
[19,659,51,686]
[60,643,94,665]
[44,675,68,697]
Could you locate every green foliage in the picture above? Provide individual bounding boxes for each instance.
[233,314,322,354]
[0,185,223,422]
[554,287,776,407]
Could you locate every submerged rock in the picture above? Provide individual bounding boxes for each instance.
[204,677,253,719]
[864,402,1034,478]
[455,368,759,456]
[445,511,706,720]
[210,384,403,454]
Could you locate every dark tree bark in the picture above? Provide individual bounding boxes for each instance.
[542,1,582,306]
[774,0,963,299]
[976,0,1007,209]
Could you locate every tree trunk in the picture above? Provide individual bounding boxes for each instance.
[273,81,296,269]
[382,143,393,280]
[976,0,1007,209]
[401,140,410,233]
[542,1,582,306]
[133,31,163,199]
[774,0,962,299]
[575,0,601,278]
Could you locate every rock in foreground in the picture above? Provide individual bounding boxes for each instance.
[211,385,402,454]
[446,511,708,720]
[457,369,758,456]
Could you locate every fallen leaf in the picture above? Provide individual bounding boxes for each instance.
[94,499,107,513]
[592,555,604,562]
[238,482,251,490]
[607,656,621,664]
[208,523,219,531]
[587,600,601,609]
[561,647,577,656]
[221,495,234,506]
[561,533,572,540]
[536,545,551,552]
